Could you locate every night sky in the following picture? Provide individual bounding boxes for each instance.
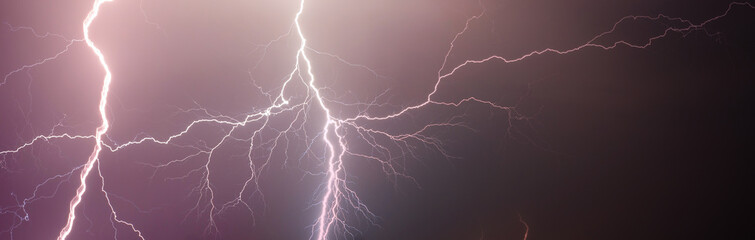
[1,0,754,239]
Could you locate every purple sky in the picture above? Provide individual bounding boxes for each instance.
[1,0,754,239]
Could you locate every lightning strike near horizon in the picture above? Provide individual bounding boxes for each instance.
[1,0,752,239]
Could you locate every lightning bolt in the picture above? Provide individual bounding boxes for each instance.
[57,0,114,239]
[295,0,340,237]
[518,213,529,240]
[285,1,368,239]
[0,0,752,239]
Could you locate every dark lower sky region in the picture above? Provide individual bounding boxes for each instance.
[1,0,753,239]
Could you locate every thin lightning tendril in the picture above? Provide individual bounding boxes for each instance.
[0,1,752,239]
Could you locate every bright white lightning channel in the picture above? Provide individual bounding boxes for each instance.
[57,0,114,239]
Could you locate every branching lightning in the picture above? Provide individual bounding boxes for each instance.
[1,0,752,239]
[57,0,115,239]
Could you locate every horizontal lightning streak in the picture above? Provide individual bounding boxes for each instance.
[346,1,755,123]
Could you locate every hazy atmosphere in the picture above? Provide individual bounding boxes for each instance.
[1,0,753,239]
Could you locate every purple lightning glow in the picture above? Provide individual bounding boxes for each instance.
[1,0,753,239]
